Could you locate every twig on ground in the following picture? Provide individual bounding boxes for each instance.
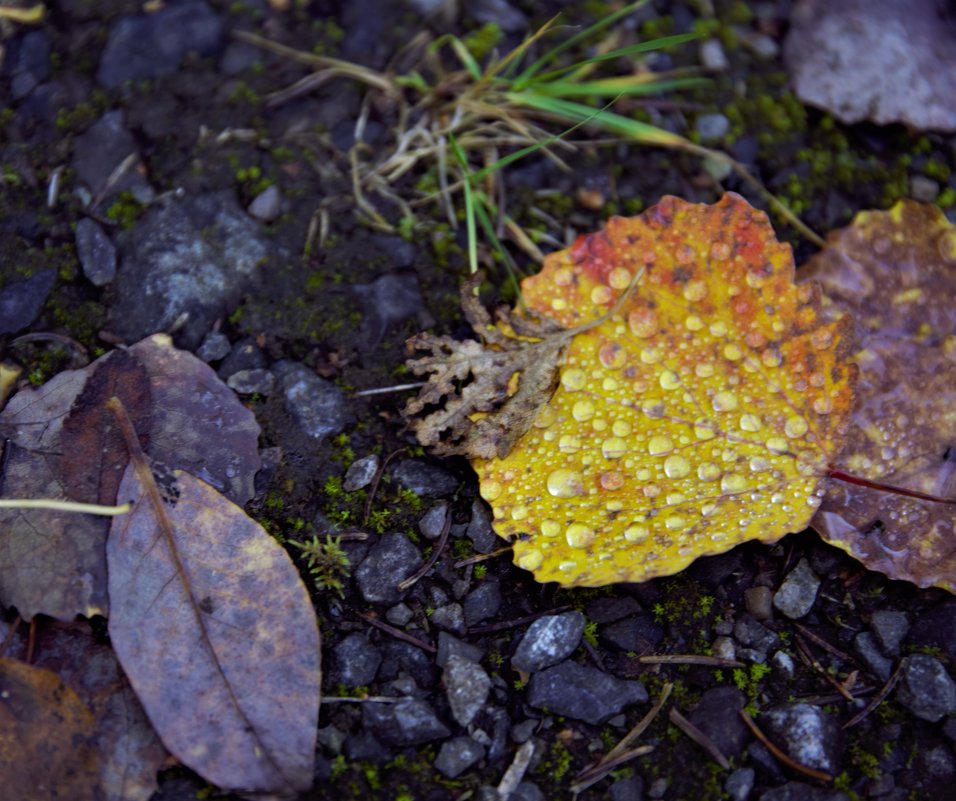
[739,708,834,783]
[669,708,730,769]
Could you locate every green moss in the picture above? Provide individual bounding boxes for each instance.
[104,191,145,230]
[290,534,351,596]
[462,22,502,61]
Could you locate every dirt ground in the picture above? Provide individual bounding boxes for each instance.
[2,2,955,800]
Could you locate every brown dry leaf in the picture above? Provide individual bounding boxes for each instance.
[4,621,169,801]
[0,441,111,619]
[0,656,100,801]
[59,348,152,506]
[130,334,261,504]
[107,465,321,795]
[0,335,262,620]
[802,200,956,590]
[404,273,571,459]
[784,0,956,131]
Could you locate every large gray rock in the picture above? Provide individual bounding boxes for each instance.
[110,192,273,349]
[526,661,647,725]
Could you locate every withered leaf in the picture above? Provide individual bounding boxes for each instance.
[0,335,262,620]
[802,201,956,591]
[0,441,110,619]
[60,348,152,506]
[404,274,573,459]
[130,334,261,505]
[107,465,320,795]
[7,621,168,801]
[0,656,100,801]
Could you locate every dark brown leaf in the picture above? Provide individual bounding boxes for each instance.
[22,621,169,801]
[0,656,100,801]
[60,348,152,506]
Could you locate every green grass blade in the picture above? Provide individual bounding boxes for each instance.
[449,135,479,273]
[524,76,709,99]
[472,193,525,306]
[506,92,689,147]
[430,33,483,80]
[512,0,651,88]
[529,32,701,83]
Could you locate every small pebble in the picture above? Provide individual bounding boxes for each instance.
[344,454,379,492]
[700,39,729,71]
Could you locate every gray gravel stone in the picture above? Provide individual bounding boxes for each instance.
[896,654,956,722]
[362,697,450,747]
[391,459,458,498]
[445,654,492,726]
[436,632,484,668]
[344,455,379,492]
[273,360,353,442]
[196,331,231,362]
[431,603,466,635]
[418,503,449,540]
[741,31,780,60]
[247,184,281,221]
[526,661,648,725]
[726,767,755,801]
[331,633,381,688]
[0,268,56,335]
[465,499,499,553]
[585,596,642,624]
[385,602,413,627]
[609,774,644,801]
[511,782,545,801]
[463,580,501,626]
[72,111,153,205]
[512,612,585,674]
[853,631,893,682]
[700,39,729,70]
[217,336,266,378]
[687,688,749,760]
[745,586,774,620]
[911,175,940,203]
[600,613,664,652]
[111,191,271,348]
[97,1,223,88]
[870,610,909,657]
[75,218,117,286]
[435,736,485,779]
[773,558,821,619]
[696,112,730,143]
[226,368,275,395]
[7,30,50,99]
[734,615,779,656]
[762,703,843,774]
[354,533,423,605]
[759,783,850,801]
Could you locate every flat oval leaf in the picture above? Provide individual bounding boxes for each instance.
[473,193,855,586]
[107,466,320,794]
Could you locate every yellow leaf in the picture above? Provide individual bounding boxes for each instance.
[474,193,856,586]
